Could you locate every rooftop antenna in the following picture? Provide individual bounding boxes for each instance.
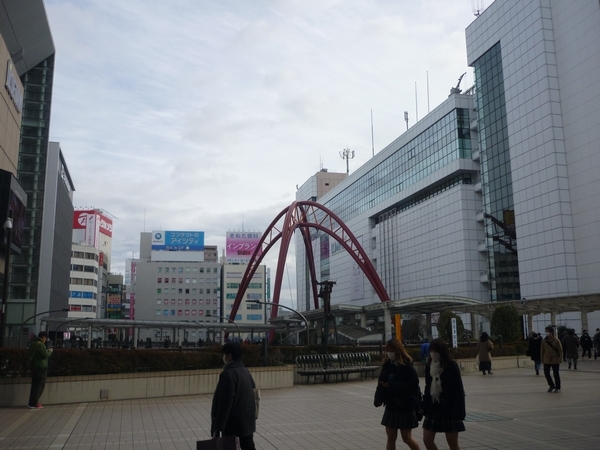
[426,71,430,114]
[143,208,146,232]
[339,148,355,176]
[450,72,467,95]
[371,109,375,157]
[472,0,485,17]
[415,82,419,122]
[404,111,409,131]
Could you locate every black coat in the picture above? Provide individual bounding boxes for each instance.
[424,361,466,421]
[211,359,256,438]
[528,336,542,361]
[580,334,593,350]
[378,360,420,412]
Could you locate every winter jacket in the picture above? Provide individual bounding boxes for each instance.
[563,335,580,360]
[527,336,542,361]
[378,360,420,413]
[211,359,256,438]
[541,336,563,364]
[28,337,52,371]
[475,340,493,362]
[580,333,593,350]
[424,361,466,421]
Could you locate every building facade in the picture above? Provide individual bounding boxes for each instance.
[296,93,484,314]
[466,0,600,329]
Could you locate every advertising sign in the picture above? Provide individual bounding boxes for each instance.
[151,231,204,251]
[225,232,262,263]
[451,318,458,348]
[73,210,113,248]
[0,170,28,254]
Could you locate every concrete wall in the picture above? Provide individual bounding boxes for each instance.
[0,365,294,407]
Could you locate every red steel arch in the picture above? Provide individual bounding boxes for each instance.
[228,201,390,333]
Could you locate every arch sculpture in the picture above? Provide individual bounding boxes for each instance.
[229,201,390,337]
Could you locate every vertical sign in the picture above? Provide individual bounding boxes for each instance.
[394,314,402,341]
[451,318,458,348]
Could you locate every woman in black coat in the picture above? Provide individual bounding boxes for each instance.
[376,338,421,450]
[422,339,465,450]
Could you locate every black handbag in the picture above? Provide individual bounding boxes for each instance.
[374,384,386,407]
[197,436,240,450]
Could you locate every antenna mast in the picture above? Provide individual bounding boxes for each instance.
[404,111,409,131]
[339,148,355,176]
[371,109,375,157]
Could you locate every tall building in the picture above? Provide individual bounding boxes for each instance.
[0,2,75,341]
[466,0,600,328]
[222,263,267,336]
[296,93,483,312]
[129,231,220,341]
[69,208,113,318]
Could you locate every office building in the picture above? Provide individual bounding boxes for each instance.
[466,0,600,329]
[129,231,220,341]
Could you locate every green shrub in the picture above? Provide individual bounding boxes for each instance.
[491,305,522,342]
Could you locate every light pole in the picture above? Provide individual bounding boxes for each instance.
[19,308,70,348]
[207,313,241,340]
[0,212,12,347]
[247,300,309,345]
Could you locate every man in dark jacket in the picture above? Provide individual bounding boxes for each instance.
[211,342,256,450]
[580,330,593,359]
[28,331,53,409]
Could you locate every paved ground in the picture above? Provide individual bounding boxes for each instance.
[1,359,599,450]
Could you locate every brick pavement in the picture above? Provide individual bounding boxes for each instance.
[1,359,599,449]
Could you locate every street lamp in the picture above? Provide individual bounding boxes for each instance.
[18,308,70,348]
[0,212,12,348]
[206,313,241,340]
[247,300,310,345]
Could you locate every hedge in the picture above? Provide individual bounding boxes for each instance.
[0,342,527,378]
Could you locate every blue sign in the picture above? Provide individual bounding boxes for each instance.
[151,230,205,251]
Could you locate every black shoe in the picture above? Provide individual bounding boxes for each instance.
[488,371,493,374]
[568,363,571,369]
[482,372,486,375]
[535,370,539,375]
[548,387,554,392]
[554,388,561,393]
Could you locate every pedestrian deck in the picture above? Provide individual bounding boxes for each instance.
[1,359,599,449]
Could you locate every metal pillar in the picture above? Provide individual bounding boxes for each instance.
[384,308,392,342]
[581,311,589,333]
[527,314,534,335]
[360,313,367,328]
[133,327,139,349]
[87,324,92,348]
[426,313,433,340]
[550,312,556,327]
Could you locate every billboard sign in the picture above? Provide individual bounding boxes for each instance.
[151,231,204,251]
[226,232,262,263]
[0,170,27,254]
[73,210,113,248]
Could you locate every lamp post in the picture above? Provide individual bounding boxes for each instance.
[206,313,241,340]
[18,308,70,348]
[247,300,309,345]
[0,212,12,347]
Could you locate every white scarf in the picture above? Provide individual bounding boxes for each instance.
[430,360,443,403]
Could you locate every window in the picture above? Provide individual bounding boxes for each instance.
[164,310,169,315]
[157,299,161,305]
[247,304,261,310]
[171,288,176,294]
[157,278,162,283]
[157,267,162,273]
[192,288,197,294]
[185,289,190,294]
[199,289,204,294]
[185,267,190,273]
[171,310,175,316]
[165,267,170,273]
[156,310,162,316]
[178,299,182,305]
[247,314,262,320]
[192,310,196,315]
[171,299,176,305]
[157,288,162,294]
[164,278,169,284]
[199,299,204,305]
[185,299,190,304]
[192,299,197,305]
[178,289,183,294]
[185,310,189,315]
[213,299,218,305]
[178,267,183,274]
[185,278,190,284]
[199,278,204,283]
[192,268,198,273]
[192,278,197,284]
[200,268,204,273]
[171,278,176,283]
[171,267,176,273]
[164,299,168,305]
[178,310,182,315]
[72,251,84,258]
[213,268,218,273]
[199,310,204,316]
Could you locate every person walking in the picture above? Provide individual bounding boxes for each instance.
[422,339,466,450]
[541,326,563,393]
[475,332,493,375]
[211,342,257,450]
[580,330,593,360]
[376,338,421,450]
[563,329,580,370]
[527,332,542,375]
[593,329,600,360]
[27,331,53,409]
[420,339,430,363]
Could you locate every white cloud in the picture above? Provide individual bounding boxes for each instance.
[45,0,479,307]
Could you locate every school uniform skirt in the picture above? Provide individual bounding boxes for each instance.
[422,412,465,433]
[381,408,419,430]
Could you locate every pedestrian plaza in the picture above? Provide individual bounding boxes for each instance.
[1,359,599,450]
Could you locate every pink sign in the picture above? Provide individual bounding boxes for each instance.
[226,232,262,263]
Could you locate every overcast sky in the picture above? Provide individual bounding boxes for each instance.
[44,0,484,309]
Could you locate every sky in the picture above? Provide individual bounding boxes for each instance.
[44,0,485,309]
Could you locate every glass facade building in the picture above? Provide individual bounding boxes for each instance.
[473,43,520,301]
